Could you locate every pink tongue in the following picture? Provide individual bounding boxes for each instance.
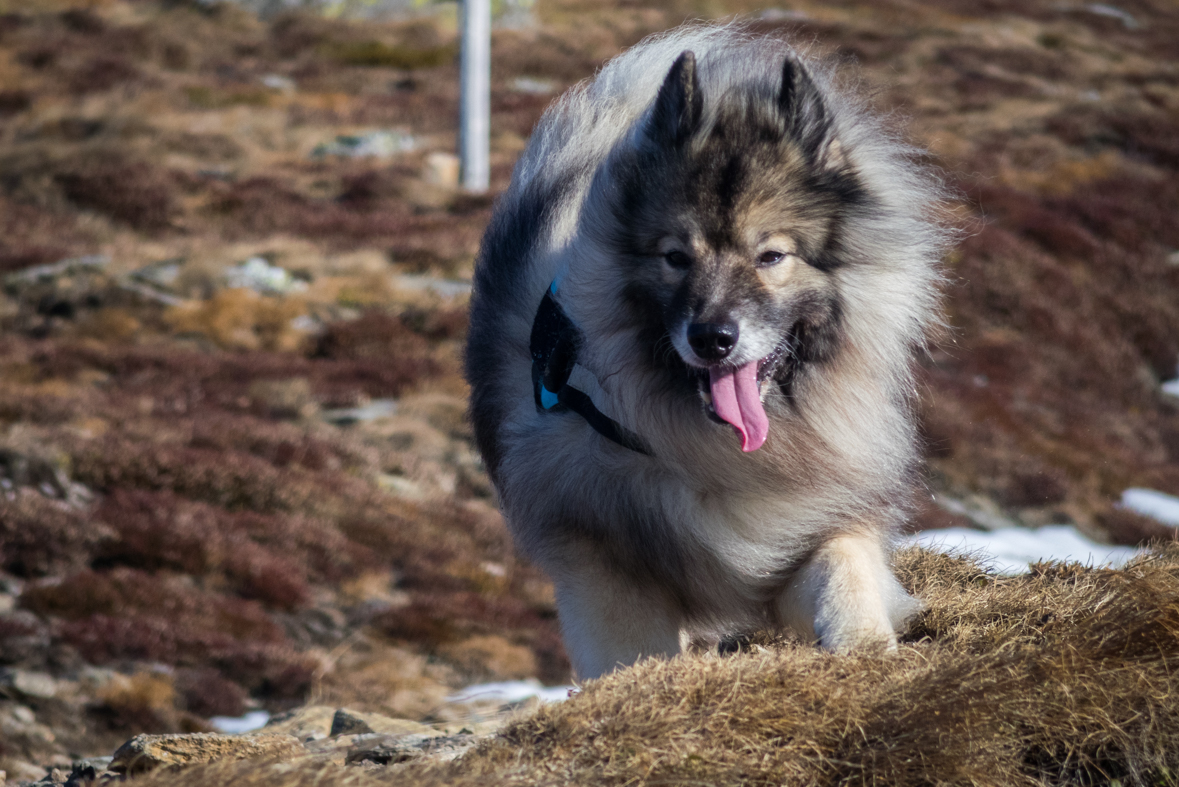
[709,363,769,452]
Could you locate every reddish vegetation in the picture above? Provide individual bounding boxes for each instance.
[0,0,1177,766]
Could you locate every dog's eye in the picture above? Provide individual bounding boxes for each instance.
[757,250,786,266]
[664,250,692,269]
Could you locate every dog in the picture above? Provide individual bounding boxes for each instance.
[465,25,950,680]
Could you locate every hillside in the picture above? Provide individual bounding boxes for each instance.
[0,0,1177,783]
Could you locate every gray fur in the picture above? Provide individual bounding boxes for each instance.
[466,24,952,679]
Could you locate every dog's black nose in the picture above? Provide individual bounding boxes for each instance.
[687,321,738,361]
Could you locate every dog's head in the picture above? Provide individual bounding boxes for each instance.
[590,50,871,452]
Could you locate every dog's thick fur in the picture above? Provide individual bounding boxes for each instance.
[466,25,950,679]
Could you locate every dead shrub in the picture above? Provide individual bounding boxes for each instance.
[269,12,335,59]
[320,40,456,69]
[399,305,468,341]
[93,490,312,610]
[0,89,31,116]
[998,466,1070,508]
[1047,107,1179,171]
[337,169,404,210]
[68,55,140,94]
[0,490,108,577]
[93,671,180,734]
[175,668,248,718]
[21,568,284,641]
[374,591,549,650]
[59,8,106,34]
[18,44,58,69]
[55,161,177,232]
[165,289,308,352]
[207,176,416,243]
[1098,506,1178,546]
[314,310,432,361]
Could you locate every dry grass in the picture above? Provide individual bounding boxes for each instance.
[124,547,1179,786]
[2,0,1179,771]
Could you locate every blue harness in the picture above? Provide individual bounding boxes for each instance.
[529,281,652,456]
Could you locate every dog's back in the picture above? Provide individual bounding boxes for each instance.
[467,25,950,679]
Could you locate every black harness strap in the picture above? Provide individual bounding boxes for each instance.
[530,286,652,456]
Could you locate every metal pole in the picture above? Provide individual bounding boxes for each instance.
[460,0,491,193]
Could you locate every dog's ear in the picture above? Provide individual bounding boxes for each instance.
[647,50,703,148]
[778,58,845,171]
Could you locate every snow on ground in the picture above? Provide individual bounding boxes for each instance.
[906,525,1145,576]
[446,679,574,705]
[1121,488,1179,527]
[210,710,271,733]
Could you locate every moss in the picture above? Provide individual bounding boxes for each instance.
[183,85,273,109]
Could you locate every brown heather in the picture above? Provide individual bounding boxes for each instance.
[1,0,1178,774]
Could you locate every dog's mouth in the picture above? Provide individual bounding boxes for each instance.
[692,338,794,453]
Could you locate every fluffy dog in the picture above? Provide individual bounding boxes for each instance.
[466,25,950,679]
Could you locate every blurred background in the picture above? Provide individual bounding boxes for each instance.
[0,0,1176,779]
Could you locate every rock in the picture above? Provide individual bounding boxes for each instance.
[247,378,317,420]
[0,611,50,664]
[0,450,92,508]
[329,709,436,738]
[65,756,113,784]
[2,256,109,292]
[0,669,58,700]
[109,732,304,775]
[422,152,459,188]
[30,766,68,785]
[344,732,476,766]
[262,706,337,742]
[3,759,46,784]
[329,709,371,737]
[129,259,183,292]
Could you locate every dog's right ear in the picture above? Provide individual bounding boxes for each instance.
[778,57,844,170]
[646,51,703,148]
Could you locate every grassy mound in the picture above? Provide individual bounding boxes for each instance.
[131,546,1179,786]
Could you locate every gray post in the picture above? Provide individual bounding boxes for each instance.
[459,0,491,193]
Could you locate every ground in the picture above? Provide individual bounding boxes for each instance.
[0,0,1177,783]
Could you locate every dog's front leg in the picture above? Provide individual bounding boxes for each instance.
[552,557,683,680]
[777,531,919,652]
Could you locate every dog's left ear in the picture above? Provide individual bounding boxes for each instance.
[778,58,846,172]
[646,50,703,148]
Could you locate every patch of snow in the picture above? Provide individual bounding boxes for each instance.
[392,274,471,299]
[312,130,415,159]
[446,679,574,706]
[1120,488,1179,528]
[210,710,270,733]
[906,525,1144,576]
[511,77,555,94]
[1162,379,1179,398]
[758,8,809,21]
[322,399,397,425]
[1085,3,1139,29]
[261,74,296,93]
[225,257,307,295]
